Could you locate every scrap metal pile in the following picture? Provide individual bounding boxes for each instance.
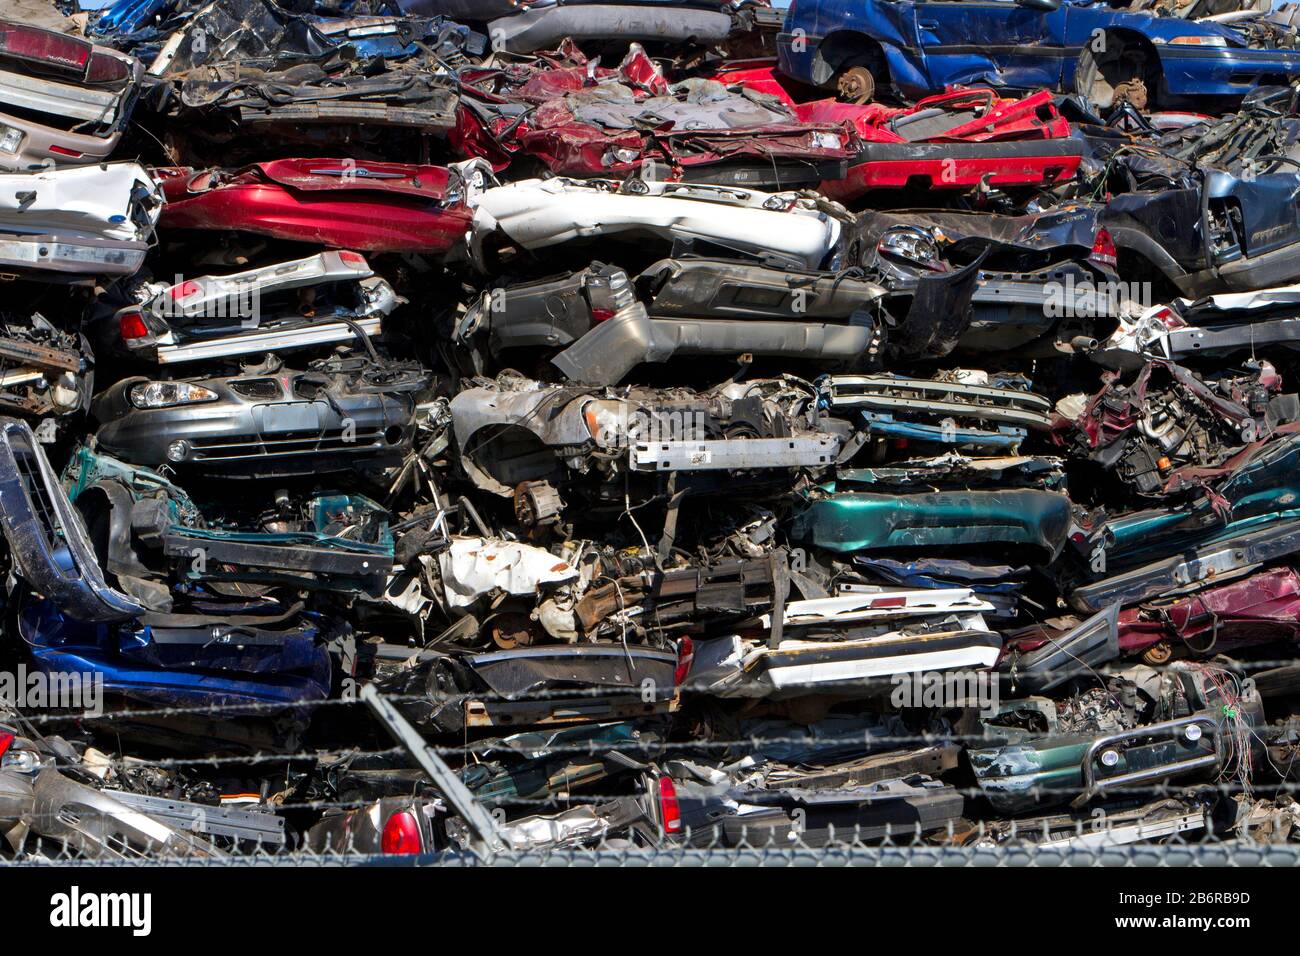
[9,0,1300,860]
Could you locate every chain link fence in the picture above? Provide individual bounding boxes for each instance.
[4,656,1299,867]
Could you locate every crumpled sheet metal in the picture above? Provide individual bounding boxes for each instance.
[12,0,1300,864]
[438,536,579,608]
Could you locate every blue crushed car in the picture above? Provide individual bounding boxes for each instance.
[778,0,1300,109]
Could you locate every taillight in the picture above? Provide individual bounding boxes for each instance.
[381,809,423,855]
[338,250,368,268]
[119,310,149,341]
[590,308,615,322]
[168,280,201,303]
[1150,306,1185,331]
[1090,228,1118,269]
[0,732,13,759]
[85,50,130,86]
[674,636,694,687]
[0,23,90,73]
[868,595,908,609]
[658,777,682,834]
[48,145,83,158]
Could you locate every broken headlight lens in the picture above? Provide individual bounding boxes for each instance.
[0,124,22,154]
[129,381,219,409]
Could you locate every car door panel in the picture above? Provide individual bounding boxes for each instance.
[914,0,1068,90]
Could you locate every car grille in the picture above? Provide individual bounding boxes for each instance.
[187,426,395,462]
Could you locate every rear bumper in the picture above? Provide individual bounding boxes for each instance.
[0,231,148,279]
[822,139,1082,199]
[152,315,385,366]
[0,55,140,171]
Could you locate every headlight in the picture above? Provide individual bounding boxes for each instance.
[129,381,219,409]
[0,124,22,154]
[603,147,640,167]
[877,227,942,268]
[1168,35,1229,46]
[582,399,628,448]
[0,747,38,773]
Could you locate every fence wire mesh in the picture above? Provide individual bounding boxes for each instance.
[3,651,1300,866]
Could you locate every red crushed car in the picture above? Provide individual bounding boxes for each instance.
[1118,565,1300,662]
[451,43,861,191]
[155,158,472,253]
[710,62,1083,199]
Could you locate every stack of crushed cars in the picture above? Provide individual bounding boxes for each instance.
[8,0,1300,860]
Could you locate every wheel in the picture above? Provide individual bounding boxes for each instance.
[837,65,877,105]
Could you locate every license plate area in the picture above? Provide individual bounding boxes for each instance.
[259,402,324,433]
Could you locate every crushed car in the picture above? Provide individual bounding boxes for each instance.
[4,0,1300,869]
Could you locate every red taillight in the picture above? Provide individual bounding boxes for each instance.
[338,250,368,267]
[168,280,201,303]
[0,23,90,73]
[590,307,615,323]
[674,636,694,687]
[1150,306,1184,331]
[869,596,908,609]
[1090,228,1118,268]
[85,50,130,86]
[0,732,13,759]
[48,145,84,158]
[381,810,423,855]
[658,777,682,834]
[119,311,148,341]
